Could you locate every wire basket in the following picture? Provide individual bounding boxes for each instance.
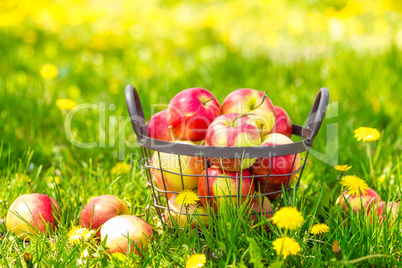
[125,85,329,229]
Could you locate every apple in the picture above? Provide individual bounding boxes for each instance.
[101,215,153,255]
[336,188,382,214]
[205,113,261,171]
[371,201,399,224]
[268,106,292,138]
[247,195,273,230]
[164,194,209,229]
[254,184,283,202]
[147,110,173,141]
[198,167,255,212]
[250,133,301,187]
[221,88,276,136]
[151,140,204,192]
[80,195,130,237]
[167,88,220,141]
[6,193,60,240]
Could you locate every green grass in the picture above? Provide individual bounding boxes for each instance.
[1,27,402,267]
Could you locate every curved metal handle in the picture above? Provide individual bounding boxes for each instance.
[125,84,146,139]
[305,87,329,145]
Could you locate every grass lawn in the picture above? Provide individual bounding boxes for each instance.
[1,1,402,267]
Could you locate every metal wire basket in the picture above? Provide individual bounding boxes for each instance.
[125,84,329,228]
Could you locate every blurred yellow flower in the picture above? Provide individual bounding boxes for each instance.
[340,175,370,196]
[273,237,301,259]
[273,207,304,230]
[56,99,77,110]
[186,254,206,268]
[40,64,58,79]
[176,190,199,206]
[310,223,330,235]
[334,165,352,173]
[111,162,131,175]
[68,226,94,245]
[354,127,381,142]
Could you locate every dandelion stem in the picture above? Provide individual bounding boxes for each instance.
[348,254,394,264]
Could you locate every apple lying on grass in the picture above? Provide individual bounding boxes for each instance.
[80,195,130,237]
[269,106,292,138]
[336,188,382,214]
[167,88,220,141]
[101,215,153,255]
[247,195,273,230]
[376,201,399,224]
[251,133,301,187]
[6,193,60,240]
[147,110,173,141]
[198,167,255,212]
[164,193,209,229]
[221,88,276,136]
[205,113,261,171]
[151,140,204,192]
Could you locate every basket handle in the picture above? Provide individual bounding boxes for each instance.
[305,87,329,145]
[125,84,146,139]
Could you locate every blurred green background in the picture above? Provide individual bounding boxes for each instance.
[1,0,401,193]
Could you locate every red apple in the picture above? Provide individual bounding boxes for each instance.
[164,194,209,229]
[167,88,220,141]
[336,188,382,214]
[221,88,276,136]
[147,110,173,141]
[269,106,292,138]
[80,195,130,237]
[100,215,153,255]
[254,184,283,202]
[6,193,60,240]
[151,140,204,192]
[198,167,255,212]
[247,195,273,230]
[250,133,301,187]
[371,201,399,224]
[205,113,261,171]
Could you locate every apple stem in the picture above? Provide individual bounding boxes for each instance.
[28,180,33,193]
[202,97,215,106]
[251,91,268,110]
[168,126,176,142]
[260,124,264,142]
[232,113,252,127]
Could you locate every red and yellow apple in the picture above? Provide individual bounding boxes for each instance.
[101,215,153,255]
[376,201,399,224]
[167,88,220,141]
[254,184,283,202]
[269,106,292,138]
[336,188,382,214]
[247,195,273,230]
[164,194,209,229]
[221,88,276,136]
[151,140,204,192]
[251,133,301,187]
[147,110,173,141]
[80,195,130,237]
[205,113,261,171]
[198,167,255,212]
[6,193,60,240]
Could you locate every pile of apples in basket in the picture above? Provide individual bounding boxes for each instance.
[147,87,301,229]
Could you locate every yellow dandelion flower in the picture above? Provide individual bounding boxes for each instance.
[40,64,58,79]
[310,223,330,235]
[68,226,91,245]
[354,127,380,142]
[334,165,352,173]
[186,254,206,268]
[340,175,370,196]
[273,207,304,230]
[56,99,77,110]
[176,190,200,206]
[111,252,127,262]
[111,162,131,175]
[273,237,301,259]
